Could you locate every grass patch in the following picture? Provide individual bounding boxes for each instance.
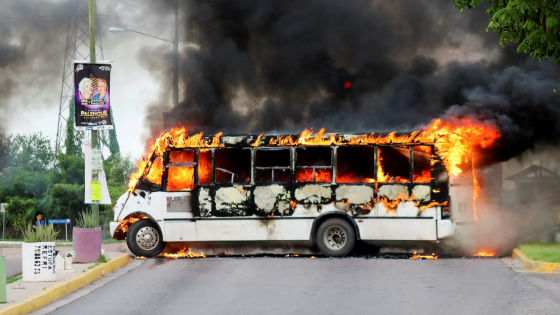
[0,238,24,242]
[7,275,22,284]
[87,254,110,270]
[55,243,73,247]
[518,243,560,263]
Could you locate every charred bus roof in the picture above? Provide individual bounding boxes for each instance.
[164,131,436,149]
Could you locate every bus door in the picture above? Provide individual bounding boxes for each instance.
[253,147,292,216]
[163,149,197,241]
[449,169,474,223]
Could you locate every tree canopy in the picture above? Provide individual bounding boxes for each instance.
[0,132,132,238]
[454,0,560,64]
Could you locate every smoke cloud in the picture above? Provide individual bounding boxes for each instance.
[0,1,67,129]
[138,0,560,168]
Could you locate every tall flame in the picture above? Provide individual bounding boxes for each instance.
[127,119,500,194]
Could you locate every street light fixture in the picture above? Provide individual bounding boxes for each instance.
[109,0,179,107]
[109,27,124,33]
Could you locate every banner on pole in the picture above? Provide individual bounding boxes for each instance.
[74,62,113,130]
[0,203,7,213]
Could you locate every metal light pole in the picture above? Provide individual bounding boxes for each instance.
[173,0,179,107]
[108,0,179,107]
[88,0,99,220]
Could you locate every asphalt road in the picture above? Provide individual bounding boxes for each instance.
[41,256,560,315]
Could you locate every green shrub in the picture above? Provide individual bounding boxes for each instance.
[76,208,98,228]
[22,223,59,243]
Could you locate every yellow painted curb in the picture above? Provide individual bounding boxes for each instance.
[0,253,131,315]
[512,248,560,274]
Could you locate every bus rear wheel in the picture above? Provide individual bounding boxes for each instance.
[316,218,355,257]
[127,219,166,258]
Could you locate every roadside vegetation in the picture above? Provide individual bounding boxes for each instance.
[519,242,560,263]
[7,274,22,284]
[0,129,133,239]
[84,255,110,272]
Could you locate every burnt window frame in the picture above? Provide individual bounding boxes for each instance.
[254,147,292,184]
[137,155,164,192]
[376,145,413,184]
[295,146,334,184]
[163,149,198,192]
[213,147,252,185]
[412,145,433,184]
[335,145,376,185]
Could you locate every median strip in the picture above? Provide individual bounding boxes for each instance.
[0,253,131,315]
[512,248,560,274]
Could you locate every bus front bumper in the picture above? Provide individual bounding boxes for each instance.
[437,219,456,239]
[110,221,123,240]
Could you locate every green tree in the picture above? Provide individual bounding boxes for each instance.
[64,102,83,157]
[6,196,39,232]
[9,133,53,172]
[51,183,85,224]
[103,153,134,187]
[0,131,11,172]
[108,108,120,156]
[56,154,85,185]
[454,0,560,63]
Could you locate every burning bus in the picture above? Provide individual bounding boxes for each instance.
[110,121,499,257]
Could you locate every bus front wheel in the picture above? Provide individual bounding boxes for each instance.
[127,219,166,258]
[316,218,355,257]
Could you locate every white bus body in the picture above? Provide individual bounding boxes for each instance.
[111,136,468,257]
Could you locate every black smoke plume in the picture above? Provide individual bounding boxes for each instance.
[141,0,560,166]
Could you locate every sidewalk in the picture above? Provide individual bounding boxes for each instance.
[1,243,131,279]
[0,252,131,314]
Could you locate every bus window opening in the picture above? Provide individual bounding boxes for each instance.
[215,148,251,184]
[255,149,291,183]
[139,156,163,191]
[336,146,375,183]
[198,149,212,185]
[146,156,163,185]
[167,150,195,191]
[413,146,431,183]
[378,146,410,183]
[296,147,332,183]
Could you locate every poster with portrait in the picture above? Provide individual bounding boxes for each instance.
[74,62,113,130]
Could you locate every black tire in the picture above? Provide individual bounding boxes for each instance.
[316,218,356,257]
[126,219,166,257]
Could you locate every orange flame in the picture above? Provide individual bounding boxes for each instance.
[473,251,497,257]
[115,214,150,234]
[128,119,500,195]
[251,134,263,147]
[410,251,438,260]
[295,168,332,183]
[162,247,206,259]
[127,126,224,193]
[413,169,431,183]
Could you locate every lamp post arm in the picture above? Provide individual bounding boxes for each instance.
[124,29,174,44]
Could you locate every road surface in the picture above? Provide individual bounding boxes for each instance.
[37,256,560,315]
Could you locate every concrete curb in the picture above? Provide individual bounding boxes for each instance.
[0,242,74,249]
[0,253,131,315]
[512,248,560,274]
